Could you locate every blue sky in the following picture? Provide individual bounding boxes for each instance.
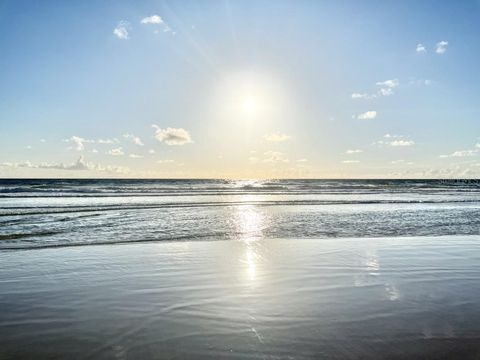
[1,0,480,178]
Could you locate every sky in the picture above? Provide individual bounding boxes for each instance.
[1,0,480,178]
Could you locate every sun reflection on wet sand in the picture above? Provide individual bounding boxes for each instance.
[233,195,267,283]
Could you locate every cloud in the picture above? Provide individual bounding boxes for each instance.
[342,160,360,164]
[375,134,415,147]
[140,15,172,33]
[141,15,162,24]
[107,147,124,156]
[148,149,155,154]
[352,79,399,100]
[128,154,143,158]
[439,150,477,158]
[416,43,426,53]
[263,151,289,163]
[0,156,129,174]
[40,139,46,143]
[351,93,371,99]
[346,149,363,154]
[152,125,192,145]
[296,158,308,163]
[157,159,175,164]
[390,140,415,147]
[123,133,144,146]
[376,79,399,89]
[113,21,130,40]
[97,138,119,144]
[63,136,94,151]
[263,132,291,142]
[0,157,88,171]
[436,41,448,54]
[357,111,377,120]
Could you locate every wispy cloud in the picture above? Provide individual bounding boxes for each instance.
[123,133,144,146]
[376,79,399,96]
[356,111,377,120]
[436,40,448,54]
[346,149,363,154]
[140,15,172,33]
[439,150,477,158]
[97,138,119,144]
[416,43,426,53]
[152,126,192,145]
[390,140,415,147]
[351,93,371,99]
[263,132,291,142]
[128,154,143,158]
[113,21,130,40]
[376,134,415,147]
[0,156,129,174]
[352,79,399,100]
[107,147,124,156]
[342,160,360,164]
[62,136,94,151]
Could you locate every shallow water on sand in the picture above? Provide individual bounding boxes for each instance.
[1,236,480,359]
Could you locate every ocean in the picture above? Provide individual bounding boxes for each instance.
[1,179,480,249]
[2,179,480,358]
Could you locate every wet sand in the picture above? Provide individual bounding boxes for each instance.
[1,236,480,359]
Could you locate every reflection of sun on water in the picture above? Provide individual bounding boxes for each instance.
[233,196,266,283]
[246,247,256,281]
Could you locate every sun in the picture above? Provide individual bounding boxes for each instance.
[242,96,257,115]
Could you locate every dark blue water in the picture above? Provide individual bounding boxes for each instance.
[1,179,480,249]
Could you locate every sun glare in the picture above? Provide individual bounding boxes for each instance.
[242,96,257,114]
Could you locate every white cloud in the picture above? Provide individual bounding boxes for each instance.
[376,79,399,89]
[40,139,46,143]
[375,134,415,147]
[123,133,144,146]
[129,154,143,158]
[346,149,363,154]
[63,136,94,151]
[0,156,128,174]
[157,159,175,164]
[152,125,193,145]
[351,93,371,99]
[436,41,448,54]
[416,43,426,53]
[113,21,130,40]
[263,132,291,142]
[296,158,308,163]
[440,150,477,158]
[91,149,98,153]
[390,140,415,147]
[97,138,119,144]
[140,15,172,33]
[107,147,124,156]
[342,160,360,164]
[26,145,32,150]
[378,87,394,96]
[357,111,377,120]
[148,149,155,154]
[141,15,163,24]
[263,151,289,163]
[376,79,399,96]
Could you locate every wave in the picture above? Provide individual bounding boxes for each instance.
[1,198,480,217]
